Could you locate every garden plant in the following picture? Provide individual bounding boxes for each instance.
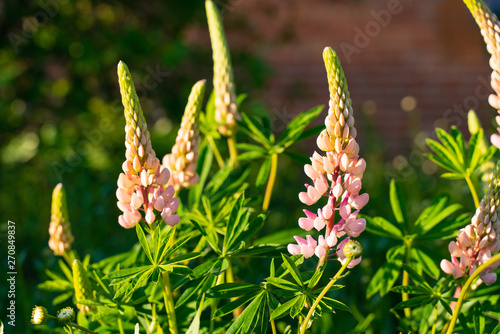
[16,0,500,333]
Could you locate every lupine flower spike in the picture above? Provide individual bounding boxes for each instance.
[288,47,369,268]
[116,61,180,229]
[441,160,500,286]
[163,79,206,191]
[462,0,500,148]
[49,183,74,256]
[205,0,239,136]
[72,259,94,314]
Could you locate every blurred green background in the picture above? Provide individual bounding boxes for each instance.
[0,0,495,332]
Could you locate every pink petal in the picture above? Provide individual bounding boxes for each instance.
[440,259,454,275]
[299,192,313,206]
[288,244,301,256]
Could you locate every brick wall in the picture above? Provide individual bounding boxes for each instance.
[188,0,495,156]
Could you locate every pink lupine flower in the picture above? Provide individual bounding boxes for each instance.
[288,235,317,259]
[441,161,500,286]
[288,47,369,267]
[116,61,179,229]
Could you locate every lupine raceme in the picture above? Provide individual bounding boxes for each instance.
[206,0,239,137]
[462,0,500,149]
[163,79,206,191]
[116,61,179,229]
[441,160,500,286]
[288,47,369,268]
[49,183,74,256]
[72,259,94,314]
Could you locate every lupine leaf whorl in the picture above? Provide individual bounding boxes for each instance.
[206,0,238,136]
[321,47,358,155]
[163,79,206,190]
[49,183,74,256]
[72,259,94,314]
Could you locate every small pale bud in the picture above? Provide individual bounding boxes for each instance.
[343,240,363,259]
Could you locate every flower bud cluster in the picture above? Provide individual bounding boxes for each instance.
[49,183,74,256]
[288,47,369,268]
[463,0,500,148]
[163,80,206,191]
[206,0,239,136]
[441,161,500,285]
[116,61,179,229]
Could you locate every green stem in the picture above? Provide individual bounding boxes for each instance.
[446,253,500,334]
[464,174,480,208]
[118,317,125,334]
[227,135,238,167]
[207,135,225,168]
[262,153,278,211]
[300,257,352,334]
[67,322,98,334]
[269,304,278,334]
[211,273,225,333]
[402,242,412,318]
[431,305,437,334]
[161,272,178,334]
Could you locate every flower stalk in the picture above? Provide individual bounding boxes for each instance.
[300,256,353,334]
[446,252,500,334]
[262,153,278,211]
[161,272,178,334]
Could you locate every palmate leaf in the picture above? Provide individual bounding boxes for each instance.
[426,139,462,173]
[271,295,301,320]
[226,292,265,334]
[411,247,440,279]
[320,297,351,313]
[281,253,304,286]
[266,277,301,291]
[393,295,433,309]
[366,244,405,298]
[238,113,273,149]
[214,291,261,318]
[363,215,403,240]
[412,194,460,234]
[277,105,324,150]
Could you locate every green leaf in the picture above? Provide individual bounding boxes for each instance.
[363,215,403,240]
[321,297,351,312]
[254,228,307,245]
[391,285,431,294]
[411,247,440,279]
[401,264,431,289]
[473,303,485,334]
[440,172,464,180]
[281,253,304,286]
[413,195,461,234]
[393,295,433,309]
[296,125,324,143]
[160,235,192,263]
[267,277,301,291]
[367,245,404,298]
[307,267,324,291]
[390,179,407,225]
[256,157,272,189]
[277,105,324,149]
[426,139,462,173]
[136,224,154,264]
[239,113,272,149]
[226,292,265,334]
[207,283,261,299]
[237,150,267,162]
[271,296,301,320]
[224,193,246,255]
[186,312,200,334]
[214,291,261,318]
[102,266,152,280]
[163,252,201,266]
[290,295,306,318]
[188,143,213,208]
[436,127,464,165]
